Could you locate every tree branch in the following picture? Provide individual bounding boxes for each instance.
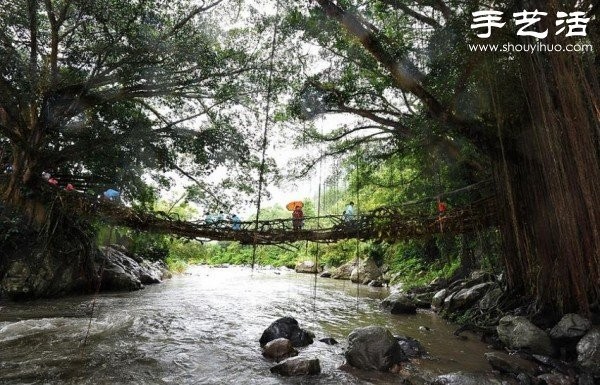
[312,0,498,155]
[380,0,441,28]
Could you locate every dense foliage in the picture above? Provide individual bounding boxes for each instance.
[0,0,283,212]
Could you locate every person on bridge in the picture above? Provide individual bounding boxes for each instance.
[204,212,214,226]
[230,214,241,230]
[292,205,304,230]
[437,196,447,232]
[217,211,226,223]
[437,197,447,214]
[343,202,355,222]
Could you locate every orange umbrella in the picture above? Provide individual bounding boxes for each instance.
[286,201,303,211]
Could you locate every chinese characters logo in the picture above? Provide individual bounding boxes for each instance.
[471,10,590,38]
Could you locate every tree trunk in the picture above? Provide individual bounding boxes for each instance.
[2,145,47,226]
[496,33,600,314]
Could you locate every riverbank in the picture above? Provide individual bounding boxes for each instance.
[0,206,172,300]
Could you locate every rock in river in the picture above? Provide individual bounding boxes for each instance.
[270,357,321,376]
[262,338,298,362]
[259,317,314,347]
[345,325,407,371]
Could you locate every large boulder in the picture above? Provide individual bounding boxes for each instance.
[432,289,448,310]
[478,287,504,312]
[350,257,382,284]
[550,314,591,340]
[262,338,298,362]
[99,246,167,290]
[331,260,357,280]
[270,357,321,376]
[99,247,144,291]
[0,248,97,300]
[294,260,321,274]
[138,259,163,284]
[497,316,554,356]
[345,326,407,371]
[381,293,417,314]
[450,282,495,310]
[576,327,600,375]
[2,254,69,299]
[259,317,314,347]
[0,216,166,300]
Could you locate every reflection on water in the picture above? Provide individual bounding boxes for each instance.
[0,265,495,384]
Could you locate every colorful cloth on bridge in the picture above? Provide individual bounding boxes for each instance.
[103,189,120,200]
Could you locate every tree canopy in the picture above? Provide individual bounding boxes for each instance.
[0,0,279,209]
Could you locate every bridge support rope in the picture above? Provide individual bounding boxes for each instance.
[251,0,280,270]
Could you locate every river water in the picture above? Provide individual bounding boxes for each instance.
[0,265,496,384]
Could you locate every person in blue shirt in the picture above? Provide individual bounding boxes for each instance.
[230,214,241,230]
[216,211,227,228]
[343,202,355,222]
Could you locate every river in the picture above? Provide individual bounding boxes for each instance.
[0,265,496,384]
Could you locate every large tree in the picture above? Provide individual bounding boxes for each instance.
[284,0,599,314]
[0,0,266,220]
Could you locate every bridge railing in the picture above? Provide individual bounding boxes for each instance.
[188,214,349,232]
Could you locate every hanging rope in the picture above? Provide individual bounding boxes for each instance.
[79,225,111,358]
[312,145,324,314]
[354,148,361,312]
[436,164,446,233]
[251,1,280,270]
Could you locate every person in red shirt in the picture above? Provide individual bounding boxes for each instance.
[292,206,304,230]
[438,200,447,213]
[437,196,447,232]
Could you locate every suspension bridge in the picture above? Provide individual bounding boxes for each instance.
[31,178,498,245]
